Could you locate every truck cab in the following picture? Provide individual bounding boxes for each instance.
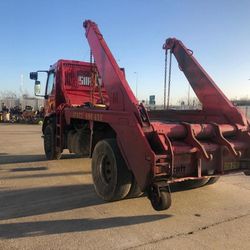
[30,59,109,132]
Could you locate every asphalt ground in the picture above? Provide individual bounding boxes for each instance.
[0,124,250,250]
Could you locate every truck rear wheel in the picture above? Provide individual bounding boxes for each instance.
[126,175,143,199]
[44,124,61,160]
[91,139,132,201]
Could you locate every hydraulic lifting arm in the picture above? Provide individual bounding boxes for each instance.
[84,20,138,112]
[163,38,248,126]
[83,20,155,190]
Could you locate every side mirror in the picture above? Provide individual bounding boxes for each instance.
[34,80,41,95]
[30,72,38,80]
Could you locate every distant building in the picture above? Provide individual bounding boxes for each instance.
[0,95,44,111]
[20,95,44,110]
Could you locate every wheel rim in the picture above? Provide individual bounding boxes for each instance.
[100,155,113,184]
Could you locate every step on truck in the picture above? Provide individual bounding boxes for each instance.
[30,20,250,211]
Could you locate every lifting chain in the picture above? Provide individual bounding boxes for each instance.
[163,49,168,109]
[163,48,173,109]
[90,64,104,105]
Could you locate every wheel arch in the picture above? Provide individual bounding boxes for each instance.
[90,121,116,157]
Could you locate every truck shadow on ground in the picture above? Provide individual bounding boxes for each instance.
[0,184,101,220]
[2,170,90,179]
[0,176,212,222]
[0,153,8,156]
[0,214,171,239]
[0,154,46,164]
[0,183,172,239]
[0,154,53,165]
[0,153,82,165]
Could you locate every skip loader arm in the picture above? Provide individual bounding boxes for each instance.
[83,20,138,112]
[163,38,248,126]
[83,20,155,190]
[159,38,250,175]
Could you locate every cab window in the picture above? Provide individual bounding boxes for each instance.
[46,72,55,95]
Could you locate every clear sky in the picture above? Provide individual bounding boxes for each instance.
[0,0,250,105]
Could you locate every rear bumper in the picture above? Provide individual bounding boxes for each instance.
[166,167,250,184]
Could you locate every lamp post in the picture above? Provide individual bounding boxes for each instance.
[134,72,138,98]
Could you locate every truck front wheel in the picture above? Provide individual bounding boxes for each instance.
[91,139,132,201]
[44,124,61,160]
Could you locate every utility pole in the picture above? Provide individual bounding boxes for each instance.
[134,72,138,99]
[187,85,190,108]
[20,74,24,110]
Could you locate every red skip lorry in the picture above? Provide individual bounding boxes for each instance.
[30,20,250,211]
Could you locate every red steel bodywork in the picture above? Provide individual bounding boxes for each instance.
[44,20,250,191]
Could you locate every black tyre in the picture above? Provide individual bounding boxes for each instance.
[126,175,143,199]
[44,124,61,160]
[91,139,132,201]
[206,177,220,185]
[149,187,171,211]
[176,178,209,190]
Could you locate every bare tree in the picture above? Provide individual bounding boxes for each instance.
[0,90,17,99]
